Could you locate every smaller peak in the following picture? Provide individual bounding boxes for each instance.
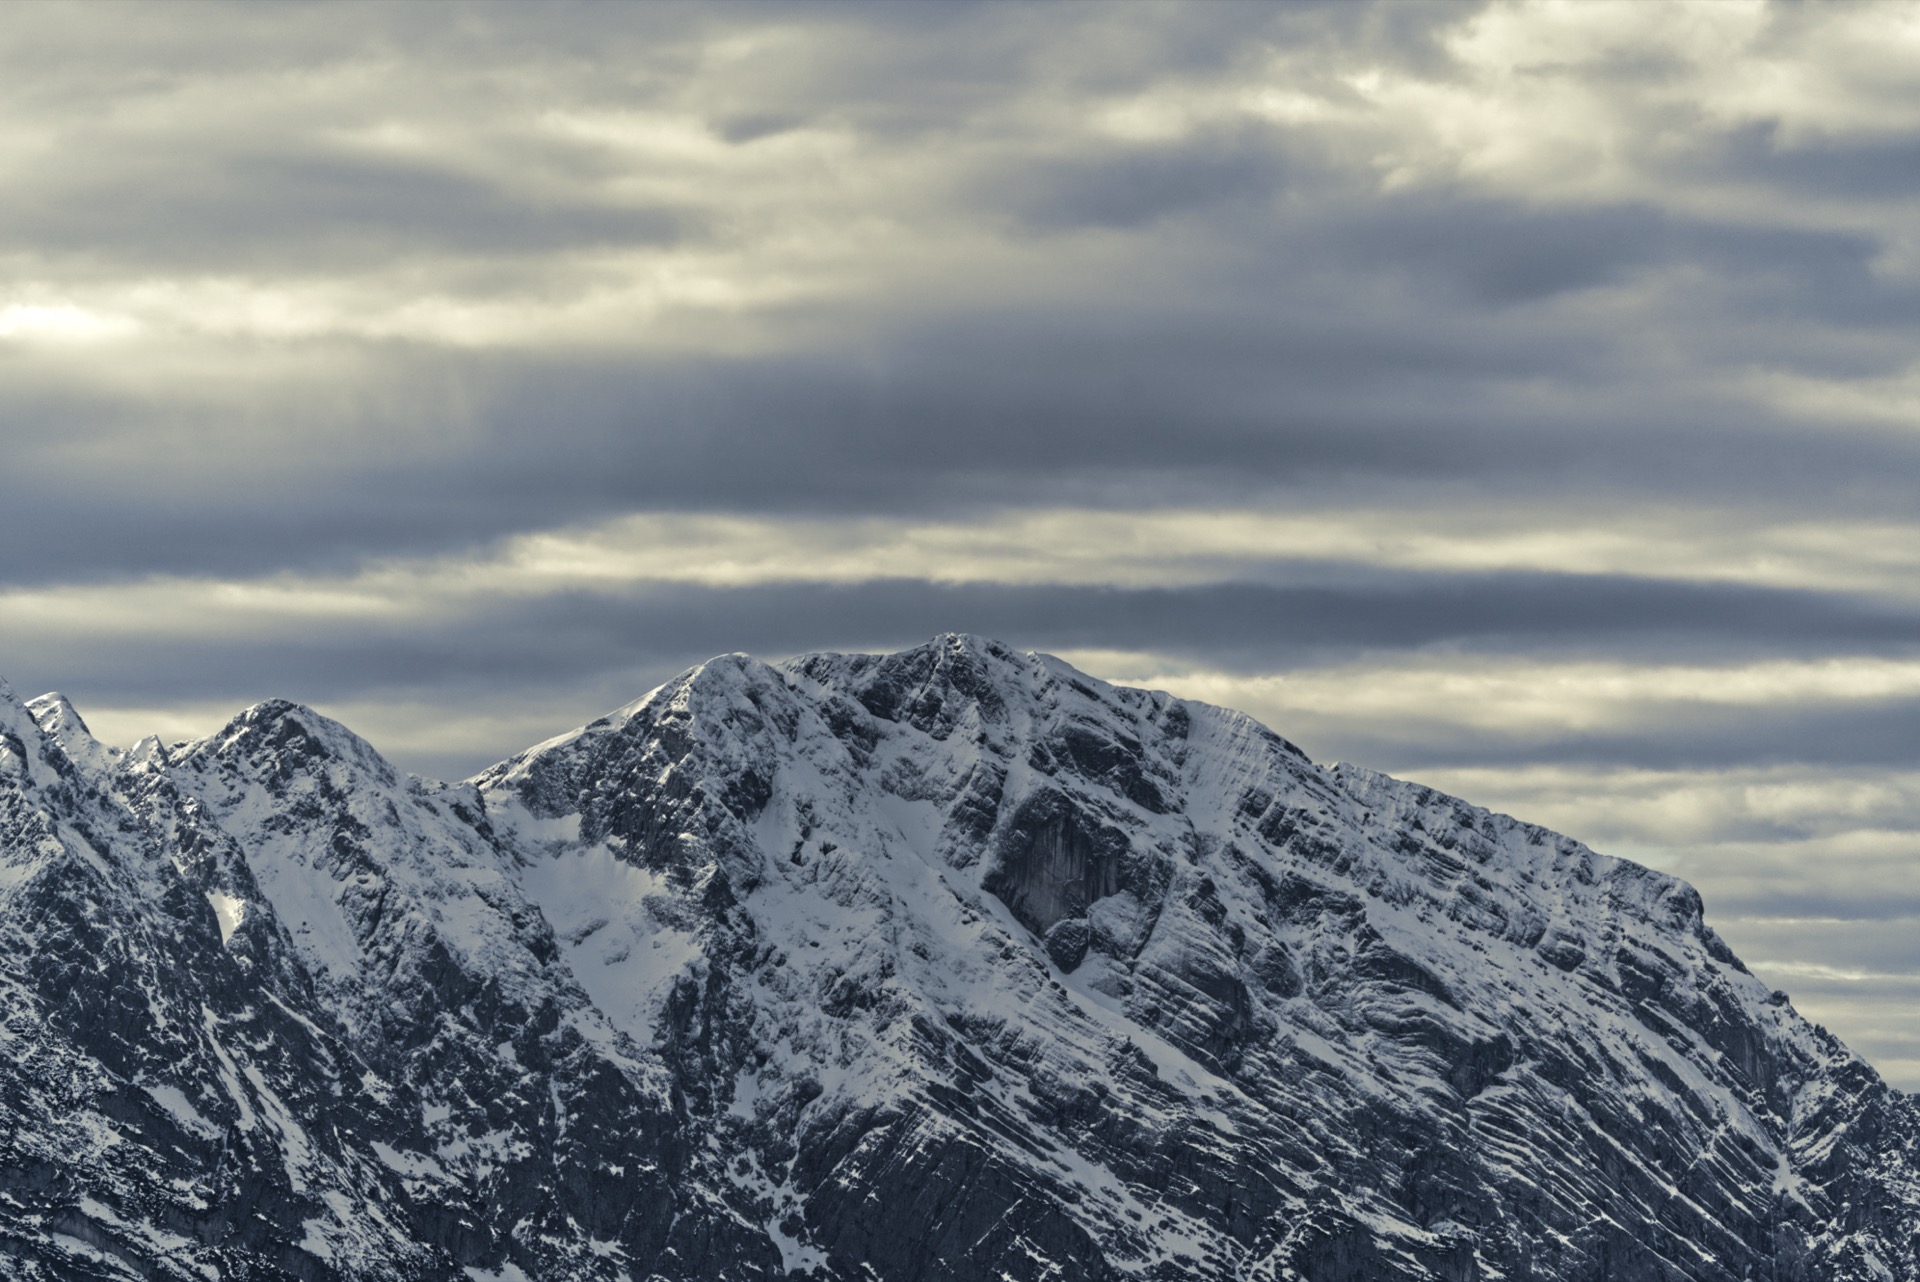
[930,632,1019,662]
[0,678,42,743]
[682,651,791,697]
[24,691,117,772]
[205,698,401,786]
[692,651,758,677]
[232,698,326,734]
[889,633,1032,682]
[806,633,1037,734]
[239,696,308,721]
[217,697,319,745]
[26,692,92,739]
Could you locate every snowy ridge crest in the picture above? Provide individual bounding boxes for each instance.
[0,634,1916,1282]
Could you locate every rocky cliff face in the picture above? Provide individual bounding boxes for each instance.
[1,635,1916,1281]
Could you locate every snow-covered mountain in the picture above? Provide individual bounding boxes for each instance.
[2,634,1916,1281]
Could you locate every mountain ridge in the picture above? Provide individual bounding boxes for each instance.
[1,633,1916,1281]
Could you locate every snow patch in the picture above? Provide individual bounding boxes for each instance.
[373,1140,449,1182]
[515,838,700,1045]
[144,1083,218,1139]
[464,1264,533,1282]
[206,890,246,944]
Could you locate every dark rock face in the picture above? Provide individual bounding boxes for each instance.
[1,636,1918,1280]
[985,788,1127,940]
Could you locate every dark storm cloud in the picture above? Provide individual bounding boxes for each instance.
[9,252,1920,591]
[1325,194,1889,317]
[1332,699,1920,777]
[995,129,1291,232]
[1702,122,1920,202]
[1338,199,1668,307]
[0,149,695,271]
[1,4,1918,587]
[1733,921,1920,977]
[1724,884,1920,926]
[14,569,1920,716]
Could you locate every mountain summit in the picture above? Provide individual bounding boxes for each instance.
[2,634,1915,1281]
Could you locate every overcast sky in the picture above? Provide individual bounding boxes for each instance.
[4,0,1920,1083]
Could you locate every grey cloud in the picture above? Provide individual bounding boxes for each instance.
[10,571,1920,767]
[1329,699,1920,781]
[2,2,1918,592]
[14,250,1920,591]
[0,149,695,272]
[689,1,1433,135]
[0,3,709,99]
[1697,875,1920,927]
[1739,921,1920,985]
[1331,197,1673,306]
[1324,195,1892,321]
[0,2,1379,273]
[1702,121,1920,202]
[993,128,1290,232]
[0,267,1320,588]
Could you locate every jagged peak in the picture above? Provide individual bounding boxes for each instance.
[490,635,1270,798]
[681,649,785,696]
[497,636,1133,774]
[788,632,1027,675]
[24,691,119,775]
[0,681,88,788]
[193,697,402,787]
[880,633,1170,710]
[781,633,1046,731]
[0,678,28,742]
[924,630,1024,665]
[26,691,94,740]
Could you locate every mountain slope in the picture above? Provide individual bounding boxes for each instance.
[0,637,1916,1281]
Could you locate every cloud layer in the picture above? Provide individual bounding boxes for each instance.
[4,0,1920,1082]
